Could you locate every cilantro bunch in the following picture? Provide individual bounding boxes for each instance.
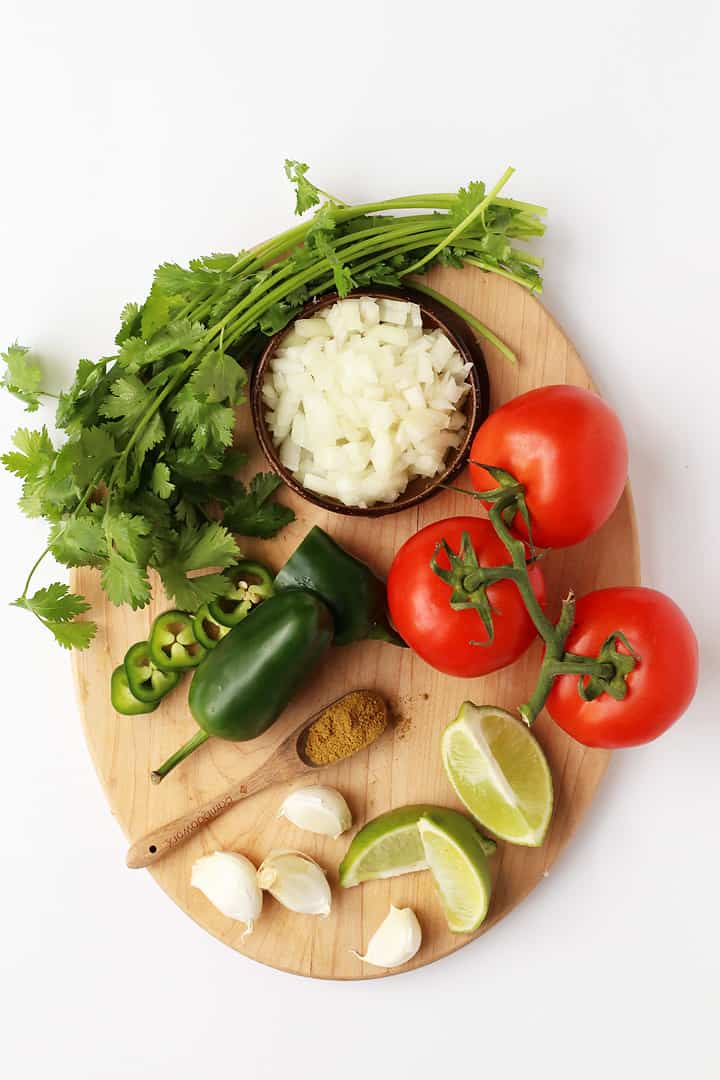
[1,161,546,650]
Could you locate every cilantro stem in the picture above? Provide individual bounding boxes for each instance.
[15,473,99,654]
[510,249,544,267]
[401,168,516,276]
[463,256,543,292]
[410,281,519,365]
[20,546,51,600]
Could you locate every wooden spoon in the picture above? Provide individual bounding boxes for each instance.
[126,690,387,869]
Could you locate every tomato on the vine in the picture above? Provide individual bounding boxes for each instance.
[388,517,545,678]
[470,385,628,549]
[545,587,698,748]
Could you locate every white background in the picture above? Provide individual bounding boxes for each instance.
[1,2,717,1077]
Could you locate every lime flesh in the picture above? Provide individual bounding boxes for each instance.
[338,805,431,888]
[441,703,553,847]
[418,810,492,933]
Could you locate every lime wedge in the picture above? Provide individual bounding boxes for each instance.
[339,804,494,933]
[441,703,553,846]
[338,805,431,888]
[418,810,492,933]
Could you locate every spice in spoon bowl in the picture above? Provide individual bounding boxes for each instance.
[299,690,388,766]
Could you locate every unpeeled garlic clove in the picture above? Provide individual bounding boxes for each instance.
[278,786,353,838]
[191,851,263,938]
[351,905,422,968]
[257,850,332,916]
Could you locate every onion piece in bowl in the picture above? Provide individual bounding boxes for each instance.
[262,297,474,509]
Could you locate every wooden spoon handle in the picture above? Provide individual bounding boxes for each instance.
[126,758,299,869]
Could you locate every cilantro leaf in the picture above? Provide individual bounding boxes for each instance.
[153,262,218,297]
[154,521,238,609]
[449,181,487,228]
[2,426,67,520]
[170,384,235,454]
[106,510,152,565]
[12,583,97,650]
[101,551,151,609]
[55,357,112,434]
[437,247,466,269]
[115,302,142,345]
[355,262,403,287]
[259,299,307,335]
[133,413,165,471]
[209,277,254,321]
[219,448,250,477]
[100,374,149,423]
[2,426,56,479]
[139,286,189,341]
[114,337,147,373]
[128,490,174,542]
[223,472,295,538]
[151,461,175,499]
[159,568,231,611]
[14,582,91,621]
[188,349,247,405]
[49,515,107,567]
[305,206,355,295]
[175,521,239,572]
[79,426,116,483]
[46,619,97,650]
[2,342,45,411]
[118,319,205,373]
[198,253,238,271]
[284,159,322,215]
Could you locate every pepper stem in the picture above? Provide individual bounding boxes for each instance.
[150,729,210,784]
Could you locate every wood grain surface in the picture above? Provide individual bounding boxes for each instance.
[72,266,640,979]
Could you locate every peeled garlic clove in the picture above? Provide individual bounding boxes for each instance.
[257,850,332,916]
[351,905,422,968]
[191,851,263,938]
[279,785,352,838]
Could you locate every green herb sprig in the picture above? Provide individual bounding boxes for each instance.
[2,161,545,649]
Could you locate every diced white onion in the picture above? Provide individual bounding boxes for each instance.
[264,297,471,507]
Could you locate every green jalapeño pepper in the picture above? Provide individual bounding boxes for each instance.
[274,526,405,647]
[150,589,334,783]
[192,604,232,650]
[208,560,275,628]
[111,665,159,717]
[149,610,207,672]
[123,641,181,704]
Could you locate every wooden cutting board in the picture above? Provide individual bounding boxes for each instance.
[72,266,640,979]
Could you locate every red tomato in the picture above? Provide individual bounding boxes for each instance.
[546,587,698,748]
[470,385,628,549]
[388,517,545,678]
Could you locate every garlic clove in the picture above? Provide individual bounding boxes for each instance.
[257,850,332,916]
[351,905,422,968]
[191,851,263,938]
[278,785,353,839]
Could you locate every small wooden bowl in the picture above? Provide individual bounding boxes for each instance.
[250,286,490,518]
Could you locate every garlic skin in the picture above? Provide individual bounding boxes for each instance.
[352,905,422,968]
[191,851,263,938]
[279,786,353,839]
[257,850,332,916]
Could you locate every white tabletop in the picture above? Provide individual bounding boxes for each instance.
[1,2,717,1077]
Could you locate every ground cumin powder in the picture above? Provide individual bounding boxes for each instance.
[303,691,388,765]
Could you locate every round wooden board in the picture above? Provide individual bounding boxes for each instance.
[72,267,640,979]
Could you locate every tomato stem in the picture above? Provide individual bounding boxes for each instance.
[442,475,640,725]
